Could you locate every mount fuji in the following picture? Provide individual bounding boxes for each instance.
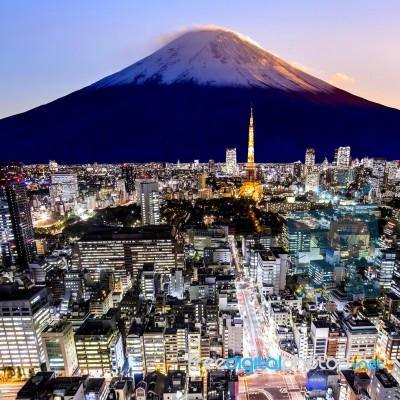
[1,27,399,163]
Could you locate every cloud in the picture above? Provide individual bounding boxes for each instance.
[290,61,327,79]
[154,24,266,51]
[290,64,356,89]
[154,26,190,48]
[291,62,314,74]
[329,72,355,85]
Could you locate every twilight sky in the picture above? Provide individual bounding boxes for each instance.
[1,0,399,119]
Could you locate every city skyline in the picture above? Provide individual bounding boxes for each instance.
[1,137,400,399]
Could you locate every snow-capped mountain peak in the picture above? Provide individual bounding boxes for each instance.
[91,27,333,93]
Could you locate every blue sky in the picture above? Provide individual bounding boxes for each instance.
[1,0,399,118]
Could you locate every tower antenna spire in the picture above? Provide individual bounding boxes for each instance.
[246,104,255,181]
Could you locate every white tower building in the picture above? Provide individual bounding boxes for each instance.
[225,148,237,175]
[140,181,160,226]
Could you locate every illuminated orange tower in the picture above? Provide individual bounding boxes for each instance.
[237,104,262,203]
[246,105,255,181]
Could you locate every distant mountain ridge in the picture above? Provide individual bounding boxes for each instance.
[1,27,399,163]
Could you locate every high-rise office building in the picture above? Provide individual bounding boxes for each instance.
[337,146,351,169]
[121,164,135,194]
[116,179,127,205]
[292,161,303,182]
[369,369,400,400]
[305,171,319,192]
[221,313,243,358]
[169,268,184,300]
[143,323,165,374]
[343,318,377,361]
[75,319,124,376]
[76,225,184,288]
[256,247,289,296]
[0,285,51,373]
[376,248,400,289]
[126,324,145,374]
[41,321,78,377]
[208,159,215,175]
[199,173,207,190]
[305,148,316,172]
[0,182,36,268]
[140,181,160,226]
[141,263,155,301]
[225,148,237,175]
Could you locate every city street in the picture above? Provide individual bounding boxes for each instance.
[231,237,305,400]
[236,281,305,400]
[239,372,305,400]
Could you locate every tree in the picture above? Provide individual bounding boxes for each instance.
[358,257,368,267]
[128,367,133,378]
[40,362,47,372]
[123,214,135,228]
[28,368,35,378]
[16,366,22,380]
[117,367,122,378]
[4,366,15,381]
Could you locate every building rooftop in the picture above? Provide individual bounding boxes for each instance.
[80,225,174,241]
[75,320,112,336]
[47,377,84,397]
[144,371,166,396]
[344,318,377,333]
[340,369,370,395]
[86,378,106,393]
[188,378,203,394]
[17,372,56,399]
[374,370,399,388]
[0,284,47,301]
[42,321,72,334]
[312,320,329,329]
[164,371,186,393]
[145,322,164,334]
[128,323,145,337]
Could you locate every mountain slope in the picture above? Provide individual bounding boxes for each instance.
[91,28,333,93]
[1,27,399,164]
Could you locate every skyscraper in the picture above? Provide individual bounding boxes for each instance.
[292,161,303,182]
[41,321,78,377]
[305,148,315,172]
[337,146,351,169]
[0,285,51,373]
[140,181,160,226]
[0,182,36,268]
[225,148,237,175]
[305,172,320,192]
[121,164,135,194]
[208,159,215,175]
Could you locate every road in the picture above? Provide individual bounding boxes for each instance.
[231,237,305,400]
[0,381,26,400]
[239,372,305,400]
